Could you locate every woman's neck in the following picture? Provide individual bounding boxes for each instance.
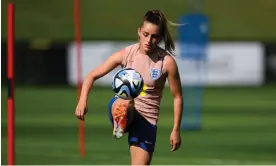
[138,45,158,56]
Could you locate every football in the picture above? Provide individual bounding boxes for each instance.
[112,68,144,99]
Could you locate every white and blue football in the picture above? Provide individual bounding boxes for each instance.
[112,68,144,99]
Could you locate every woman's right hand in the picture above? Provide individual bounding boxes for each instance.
[75,101,88,120]
[74,49,124,121]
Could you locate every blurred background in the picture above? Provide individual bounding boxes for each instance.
[1,0,276,165]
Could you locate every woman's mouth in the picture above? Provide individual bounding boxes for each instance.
[145,44,151,49]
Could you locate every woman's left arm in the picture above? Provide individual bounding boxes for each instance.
[165,55,183,152]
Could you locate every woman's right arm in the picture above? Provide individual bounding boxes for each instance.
[75,50,125,120]
[79,50,124,103]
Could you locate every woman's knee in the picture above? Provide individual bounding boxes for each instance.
[130,145,153,165]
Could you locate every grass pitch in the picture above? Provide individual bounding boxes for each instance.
[1,85,276,165]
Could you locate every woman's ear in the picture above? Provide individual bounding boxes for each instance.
[137,27,141,38]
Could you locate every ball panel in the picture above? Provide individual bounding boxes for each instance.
[117,85,131,99]
[115,78,123,88]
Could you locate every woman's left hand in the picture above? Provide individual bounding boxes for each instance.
[170,130,181,152]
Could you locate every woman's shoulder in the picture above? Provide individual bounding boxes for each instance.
[156,46,173,59]
[125,42,139,50]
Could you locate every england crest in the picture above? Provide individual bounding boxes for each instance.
[150,69,161,80]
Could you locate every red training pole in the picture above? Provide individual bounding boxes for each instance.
[74,0,85,157]
[7,3,15,165]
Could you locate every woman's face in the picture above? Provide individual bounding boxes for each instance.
[138,21,162,54]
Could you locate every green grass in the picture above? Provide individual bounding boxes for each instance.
[1,85,276,165]
[1,0,276,41]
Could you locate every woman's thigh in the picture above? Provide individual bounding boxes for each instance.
[128,114,157,165]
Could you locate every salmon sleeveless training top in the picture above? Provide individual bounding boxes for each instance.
[121,43,169,125]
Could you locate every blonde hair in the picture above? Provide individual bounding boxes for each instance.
[140,10,186,56]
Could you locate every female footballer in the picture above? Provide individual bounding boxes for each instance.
[75,10,183,165]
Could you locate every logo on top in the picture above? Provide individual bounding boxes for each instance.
[150,69,161,80]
